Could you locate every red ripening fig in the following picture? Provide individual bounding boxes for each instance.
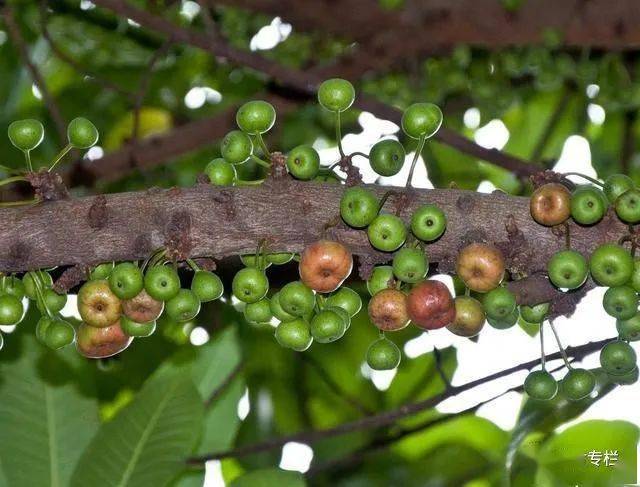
[407,280,455,330]
[455,243,505,293]
[122,289,164,323]
[76,320,133,359]
[530,183,571,226]
[368,288,409,331]
[299,240,353,293]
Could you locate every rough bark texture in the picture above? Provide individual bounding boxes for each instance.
[0,181,626,306]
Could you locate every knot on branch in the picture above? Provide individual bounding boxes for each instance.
[496,215,536,277]
[268,152,288,180]
[549,282,592,319]
[164,210,192,261]
[529,170,573,190]
[53,265,89,293]
[211,190,236,220]
[26,169,69,201]
[339,155,362,187]
[87,195,108,229]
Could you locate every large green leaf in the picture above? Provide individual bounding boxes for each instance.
[0,333,99,487]
[70,371,203,487]
[229,468,305,487]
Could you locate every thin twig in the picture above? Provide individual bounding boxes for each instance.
[205,362,244,407]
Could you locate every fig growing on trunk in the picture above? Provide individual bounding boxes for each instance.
[299,240,353,293]
[455,243,505,293]
[530,183,571,226]
[407,280,455,330]
[76,320,133,358]
[368,288,409,331]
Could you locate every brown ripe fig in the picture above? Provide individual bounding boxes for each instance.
[530,183,571,226]
[407,280,455,330]
[456,243,505,293]
[76,320,133,359]
[77,279,122,328]
[299,240,353,293]
[122,289,164,323]
[368,288,410,331]
[447,296,485,337]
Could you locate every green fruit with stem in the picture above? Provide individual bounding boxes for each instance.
[165,289,201,322]
[615,188,640,223]
[267,252,295,265]
[548,250,588,289]
[8,119,44,152]
[109,262,144,300]
[366,337,401,370]
[270,292,296,322]
[236,100,276,135]
[340,187,379,228]
[44,319,75,349]
[279,281,315,317]
[483,287,517,320]
[600,340,637,376]
[232,267,269,303]
[120,315,156,337]
[286,145,320,180]
[589,243,634,287]
[244,298,273,324]
[317,78,355,112]
[487,307,519,330]
[561,368,596,401]
[67,117,98,148]
[570,185,607,225]
[240,254,271,269]
[205,158,236,186]
[41,289,67,314]
[610,367,639,385]
[367,265,395,296]
[2,276,25,300]
[310,309,346,343]
[90,262,114,280]
[36,316,53,343]
[275,318,312,351]
[221,130,253,164]
[524,370,558,400]
[191,270,223,302]
[603,174,634,203]
[616,313,640,341]
[369,139,405,176]
[326,305,351,330]
[144,266,181,301]
[602,285,638,320]
[324,287,362,317]
[401,103,443,139]
[23,271,53,300]
[411,204,446,241]
[368,214,407,252]
[392,248,428,283]
[0,294,24,326]
[630,258,640,292]
[520,302,550,323]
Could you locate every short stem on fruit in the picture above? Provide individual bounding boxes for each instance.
[540,321,547,370]
[235,178,265,186]
[250,154,271,169]
[349,151,369,160]
[548,320,573,370]
[0,164,22,175]
[0,197,40,207]
[255,133,271,159]
[186,258,200,272]
[143,248,167,272]
[0,175,28,187]
[335,111,345,158]
[32,271,52,318]
[377,190,396,214]
[48,144,73,172]
[405,134,427,188]
[255,239,267,271]
[562,172,604,187]
[23,150,32,172]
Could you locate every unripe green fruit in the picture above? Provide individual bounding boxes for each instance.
[166,289,201,322]
[90,262,114,281]
[23,271,53,300]
[366,337,401,370]
[236,100,276,135]
[561,368,596,401]
[520,302,550,323]
[270,292,296,322]
[44,319,75,349]
[401,102,443,139]
[410,204,446,242]
[120,315,156,337]
[267,252,294,265]
[109,262,144,300]
[2,276,25,300]
[0,294,24,326]
[279,281,315,317]
[340,187,379,228]
[205,158,236,186]
[36,316,53,343]
[221,130,253,164]
[240,254,271,269]
[286,145,320,180]
[326,305,351,330]
[616,313,640,341]
[615,189,640,223]
[548,250,588,289]
[67,117,99,149]
[483,287,517,321]
[232,267,269,304]
[317,78,355,112]
[602,286,638,320]
[324,287,362,317]
[609,366,639,385]
[8,119,44,151]
[570,185,607,225]
[191,270,223,302]
[367,265,395,296]
[275,318,312,351]
[144,266,181,301]
[310,309,346,343]
[524,370,558,400]
[589,243,634,287]
[630,258,640,292]
[603,173,634,203]
[369,139,405,176]
[368,214,407,252]
[487,307,519,330]
[392,248,428,283]
[40,289,67,314]
[244,298,273,324]
[600,340,637,376]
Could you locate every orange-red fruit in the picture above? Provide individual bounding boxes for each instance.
[76,320,133,359]
[407,280,455,330]
[530,183,571,226]
[455,243,505,293]
[299,240,353,293]
[122,289,164,323]
[368,288,410,331]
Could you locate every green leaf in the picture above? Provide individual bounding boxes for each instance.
[70,371,204,487]
[230,468,306,487]
[0,334,99,487]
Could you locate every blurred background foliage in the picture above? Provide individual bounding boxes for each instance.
[0,1,638,486]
